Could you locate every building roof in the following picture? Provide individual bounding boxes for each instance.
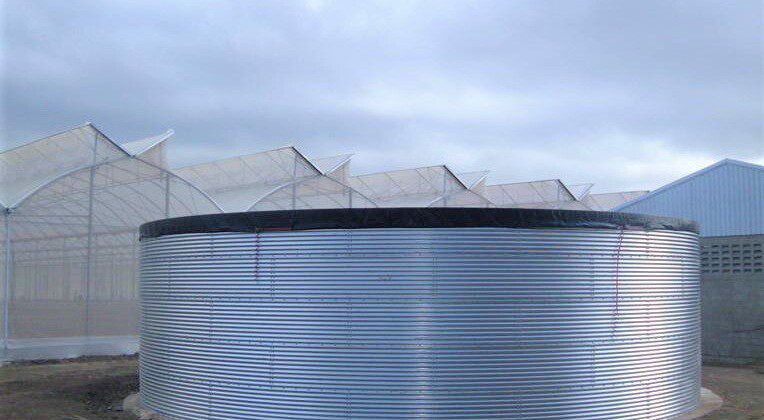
[485,179,576,208]
[349,165,491,207]
[309,154,353,176]
[174,146,374,211]
[456,171,489,190]
[566,183,594,200]
[0,124,127,208]
[1,124,221,238]
[120,130,173,157]
[613,159,764,236]
[583,190,649,211]
[614,159,764,211]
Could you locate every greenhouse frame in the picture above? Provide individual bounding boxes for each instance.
[348,165,492,207]
[1,123,648,361]
[485,179,588,209]
[456,170,489,197]
[1,124,220,361]
[580,190,649,211]
[174,147,376,211]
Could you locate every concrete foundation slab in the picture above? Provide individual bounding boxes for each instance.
[675,387,724,419]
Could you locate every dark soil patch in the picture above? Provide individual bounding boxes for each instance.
[0,355,138,419]
[64,373,139,414]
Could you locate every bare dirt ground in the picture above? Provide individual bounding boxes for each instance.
[1,357,762,419]
[1,356,138,419]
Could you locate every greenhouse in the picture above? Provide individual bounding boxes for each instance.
[1,123,652,361]
[1,124,220,361]
[348,165,492,207]
[174,147,376,211]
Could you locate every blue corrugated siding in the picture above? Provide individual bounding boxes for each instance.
[619,163,764,237]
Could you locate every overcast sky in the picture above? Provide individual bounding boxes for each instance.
[2,0,762,192]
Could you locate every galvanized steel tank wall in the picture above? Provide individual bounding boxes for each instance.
[140,227,700,419]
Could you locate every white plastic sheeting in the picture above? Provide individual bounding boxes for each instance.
[175,147,374,212]
[0,124,125,209]
[557,184,649,211]
[309,154,353,183]
[456,171,489,198]
[567,183,594,201]
[1,124,220,361]
[120,130,173,168]
[566,182,649,211]
[582,191,649,211]
[349,165,492,207]
[530,200,592,210]
[485,179,578,209]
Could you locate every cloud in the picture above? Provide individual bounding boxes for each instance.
[1,0,761,192]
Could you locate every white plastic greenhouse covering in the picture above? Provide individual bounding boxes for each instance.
[566,183,594,201]
[456,170,489,197]
[484,179,584,209]
[581,190,649,211]
[1,123,654,361]
[120,130,173,168]
[349,165,492,207]
[174,147,375,212]
[309,154,353,183]
[1,124,220,361]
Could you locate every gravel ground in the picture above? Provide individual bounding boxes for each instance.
[0,356,761,419]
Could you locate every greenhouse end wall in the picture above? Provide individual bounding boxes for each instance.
[1,127,220,362]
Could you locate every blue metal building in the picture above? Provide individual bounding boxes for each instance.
[615,159,764,237]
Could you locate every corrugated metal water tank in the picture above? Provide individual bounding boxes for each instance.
[139,208,701,419]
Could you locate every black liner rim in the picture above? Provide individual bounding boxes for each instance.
[140,208,698,240]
